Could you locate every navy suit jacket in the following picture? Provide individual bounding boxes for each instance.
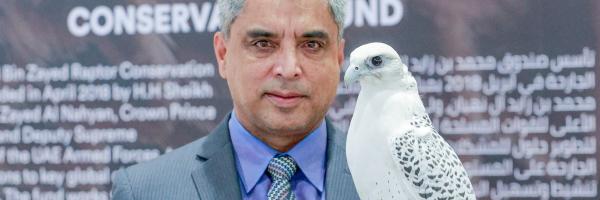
[111,114,360,199]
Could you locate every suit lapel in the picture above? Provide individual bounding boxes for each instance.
[324,119,360,200]
[189,115,358,200]
[191,114,242,200]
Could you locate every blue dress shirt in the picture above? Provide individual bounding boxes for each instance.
[229,112,327,200]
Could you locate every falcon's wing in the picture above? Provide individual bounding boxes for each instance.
[389,113,476,200]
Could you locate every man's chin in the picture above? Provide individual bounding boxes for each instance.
[260,106,322,134]
[264,119,312,135]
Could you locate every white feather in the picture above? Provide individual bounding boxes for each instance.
[345,42,476,200]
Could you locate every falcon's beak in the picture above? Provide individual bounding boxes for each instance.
[344,64,360,86]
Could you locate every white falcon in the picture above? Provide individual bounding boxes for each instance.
[344,42,476,200]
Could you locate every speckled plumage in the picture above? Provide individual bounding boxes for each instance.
[344,42,476,200]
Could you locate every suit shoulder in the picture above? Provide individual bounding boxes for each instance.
[111,136,210,199]
[122,136,208,179]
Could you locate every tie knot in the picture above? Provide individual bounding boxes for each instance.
[267,155,297,181]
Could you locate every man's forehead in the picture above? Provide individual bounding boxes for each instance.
[230,0,337,39]
[244,27,332,39]
[239,0,331,19]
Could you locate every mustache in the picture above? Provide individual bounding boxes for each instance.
[261,79,310,95]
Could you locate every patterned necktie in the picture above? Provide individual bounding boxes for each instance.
[267,155,297,200]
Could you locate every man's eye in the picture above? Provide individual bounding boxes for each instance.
[253,40,274,49]
[302,41,323,50]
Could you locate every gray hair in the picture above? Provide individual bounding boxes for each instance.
[217,0,346,39]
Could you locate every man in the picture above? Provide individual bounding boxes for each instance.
[111,0,359,199]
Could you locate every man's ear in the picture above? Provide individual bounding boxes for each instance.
[214,32,228,79]
[337,38,345,70]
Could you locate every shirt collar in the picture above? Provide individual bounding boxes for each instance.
[229,111,327,193]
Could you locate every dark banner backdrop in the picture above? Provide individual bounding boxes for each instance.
[0,0,598,199]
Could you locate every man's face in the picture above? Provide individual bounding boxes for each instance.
[214,0,344,138]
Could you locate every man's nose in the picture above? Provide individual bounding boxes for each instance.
[273,43,302,79]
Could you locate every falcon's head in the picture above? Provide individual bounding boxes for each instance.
[344,42,408,85]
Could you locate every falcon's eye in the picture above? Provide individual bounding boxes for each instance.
[371,56,383,66]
